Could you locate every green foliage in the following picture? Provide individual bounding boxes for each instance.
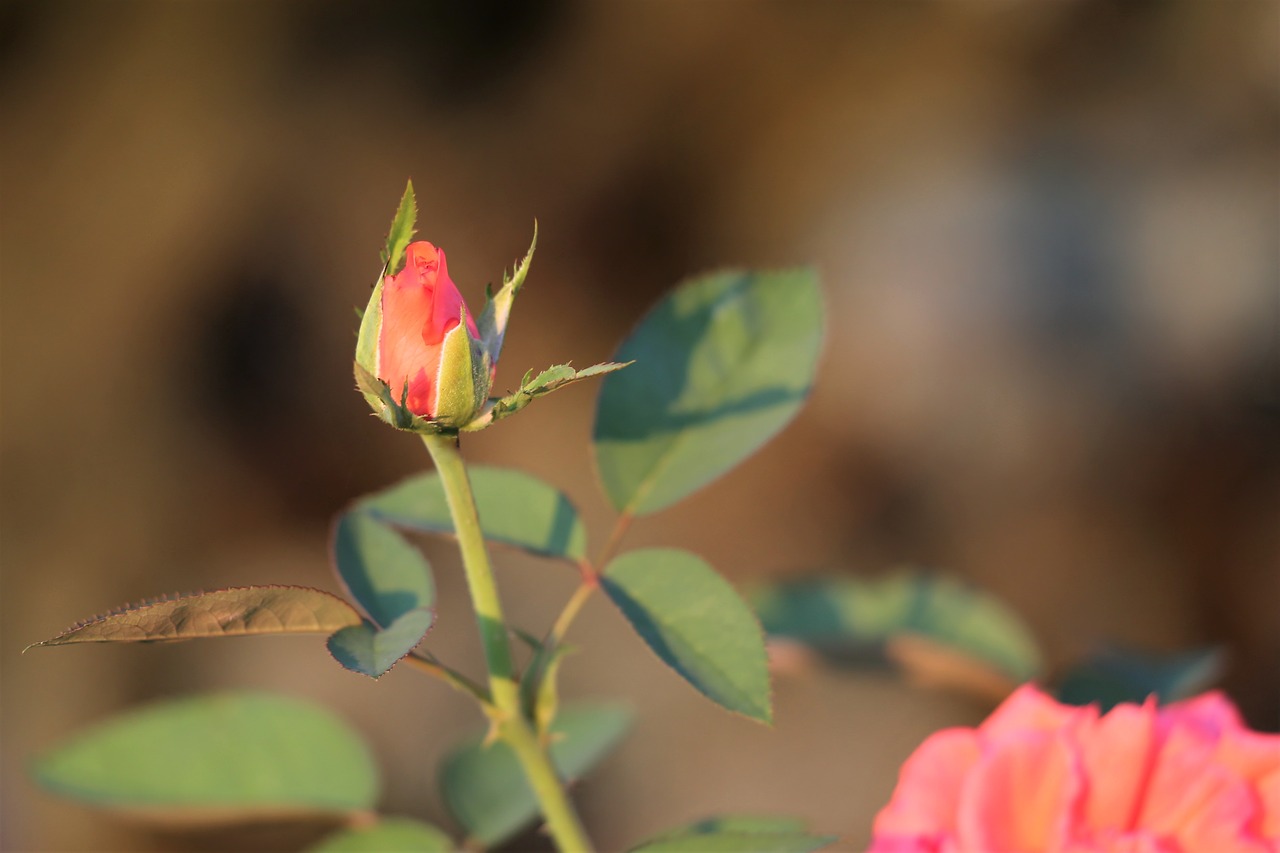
[28,586,362,648]
[602,549,772,723]
[310,817,453,852]
[441,702,633,847]
[353,362,457,436]
[326,610,435,678]
[630,817,834,853]
[359,465,588,563]
[477,225,536,366]
[1056,645,1224,711]
[593,268,823,516]
[380,180,418,275]
[516,630,575,734]
[752,570,1043,687]
[329,513,435,677]
[482,362,631,426]
[34,692,379,819]
[333,513,434,627]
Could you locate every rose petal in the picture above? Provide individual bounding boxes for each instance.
[1165,691,1245,738]
[1138,724,1259,848]
[1256,766,1280,839]
[957,731,1084,852]
[1217,728,1280,785]
[867,836,941,853]
[981,684,1095,738]
[874,729,981,838]
[1080,700,1159,832]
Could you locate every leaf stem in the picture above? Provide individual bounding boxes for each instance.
[549,581,595,646]
[404,651,492,706]
[545,512,634,649]
[596,512,634,571]
[420,433,594,853]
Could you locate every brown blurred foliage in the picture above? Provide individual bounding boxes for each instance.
[2,1,1277,850]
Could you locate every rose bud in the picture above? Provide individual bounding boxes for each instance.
[356,241,492,430]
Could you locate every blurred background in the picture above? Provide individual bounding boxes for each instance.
[2,1,1277,850]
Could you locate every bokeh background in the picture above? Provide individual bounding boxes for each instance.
[2,1,1277,850]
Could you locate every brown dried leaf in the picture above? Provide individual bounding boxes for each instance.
[28,586,362,648]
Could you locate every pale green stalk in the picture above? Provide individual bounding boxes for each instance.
[420,433,594,853]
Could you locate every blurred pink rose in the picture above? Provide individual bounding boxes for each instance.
[870,685,1279,853]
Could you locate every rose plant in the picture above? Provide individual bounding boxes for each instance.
[29,182,832,852]
[26,182,1274,853]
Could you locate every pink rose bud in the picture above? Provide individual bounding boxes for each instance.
[369,241,491,427]
[869,685,1280,853]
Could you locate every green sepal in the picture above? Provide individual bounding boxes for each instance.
[429,304,491,429]
[462,362,632,431]
[354,275,384,405]
[380,180,418,275]
[477,224,536,366]
[352,361,454,436]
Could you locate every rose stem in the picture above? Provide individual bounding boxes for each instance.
[420,433,595,853]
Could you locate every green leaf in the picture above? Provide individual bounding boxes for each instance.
[441,702,632,847]
[477,225,536,366]
[381,180,418,274]
[594,268,823,516]
[1056,645,1225,711]
[332,512,434,628]
[752,570,1043,687]
[481,361,631,426]
[630,816,834,853]
[310,817,453,852]
[27,586,362,648]
[602,548,772,723]
[326,610,435,678]
[360,466,587,563]
[34,692,379,819]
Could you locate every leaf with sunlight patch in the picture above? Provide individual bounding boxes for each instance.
[594,268,823,516]
[359,466,588,563]
[602,548,772,723]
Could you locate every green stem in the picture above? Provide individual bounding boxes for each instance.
[420,433,594,853]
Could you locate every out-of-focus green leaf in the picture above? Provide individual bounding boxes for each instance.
[310,817,453,852]
[34,692,378,820]
[630,816,834,853]
[326,610,434,679]
[602,548,771,723]
[28,586,362,648]
[1056,645,1225,711]
[440,702,633,847]
[332,512,434,628]
[360,466,587,562]
[594,269,823,516]
[752,570,1043,693]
